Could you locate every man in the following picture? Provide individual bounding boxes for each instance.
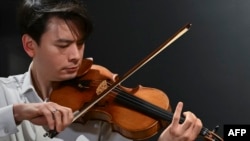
[0,0,202,140]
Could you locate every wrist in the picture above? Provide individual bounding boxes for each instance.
[13,103,23,125]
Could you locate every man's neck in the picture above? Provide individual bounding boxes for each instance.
[31,68,53,101]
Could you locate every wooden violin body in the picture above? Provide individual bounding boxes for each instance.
[50,59,171,140]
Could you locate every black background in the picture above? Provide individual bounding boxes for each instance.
[2,0,250,140]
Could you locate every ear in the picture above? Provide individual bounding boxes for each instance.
[22,34,37,58]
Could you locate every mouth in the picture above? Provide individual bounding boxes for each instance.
[64,66,79,73]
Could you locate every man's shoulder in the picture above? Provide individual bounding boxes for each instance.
[0,72,27,86]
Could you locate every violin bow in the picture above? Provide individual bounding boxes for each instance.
[73,23,192,121]
[73,23,223,141]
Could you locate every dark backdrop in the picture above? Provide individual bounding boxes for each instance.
[2,0,250,140]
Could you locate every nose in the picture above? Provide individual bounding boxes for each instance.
[68,43,84,64]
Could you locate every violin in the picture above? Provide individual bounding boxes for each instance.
[50,58,171,140]
[45,23,224,141]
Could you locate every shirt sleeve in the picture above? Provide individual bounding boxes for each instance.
[0,81,19,137]
[0,105,18,136]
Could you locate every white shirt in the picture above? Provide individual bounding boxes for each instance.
[0,64,131,141]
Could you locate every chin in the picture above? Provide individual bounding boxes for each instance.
[59,73,77,81]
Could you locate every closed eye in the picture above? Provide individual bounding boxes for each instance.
[55,39,73,48]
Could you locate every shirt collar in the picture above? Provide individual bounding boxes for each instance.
[21,62,43,102]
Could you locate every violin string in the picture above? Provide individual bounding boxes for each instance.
[105,82,210,137]
[106,82,173,121]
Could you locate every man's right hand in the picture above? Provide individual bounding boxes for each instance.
[13,102,74,132]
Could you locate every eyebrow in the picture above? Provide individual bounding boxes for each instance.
[55,38,85,44]
[55,39,74,44]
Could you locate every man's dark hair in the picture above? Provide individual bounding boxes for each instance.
[18,0,93,44]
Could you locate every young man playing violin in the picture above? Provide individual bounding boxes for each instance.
[0,0,202,140]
